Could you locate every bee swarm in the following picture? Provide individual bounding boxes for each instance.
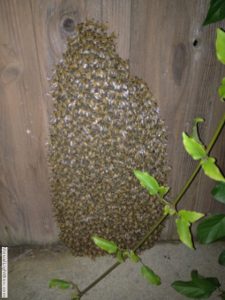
[49,20,169,256]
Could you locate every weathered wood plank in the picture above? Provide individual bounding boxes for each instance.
[0,0,57,244]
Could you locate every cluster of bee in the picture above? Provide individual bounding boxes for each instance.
[49,20,169,256]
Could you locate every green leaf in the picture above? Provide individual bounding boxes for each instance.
[182,132,206,160]
[116,250,124,263]
[140,265,161,286]
[218,77,225,101]
[216,28,225,64]
[191,117,204,144]
[128,250,140,263]
[211,182,225,204]
[134,170,159,195]
[176,217,194,249]
[201,157,225,183]
[158,186,170,198]
[49,279,72,289]
[172,271,220,299]
[197,214,225,244]
[178,210,204,223]
[203,0,225,25]
[218,250,225,266]
[92,236,118,254]
[163,204,176,216]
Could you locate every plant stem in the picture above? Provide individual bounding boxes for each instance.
[80,261,120,296]
[133,214,168,252]
[156,194,170,207]
[80,112,225,297]
[173,112,225,207]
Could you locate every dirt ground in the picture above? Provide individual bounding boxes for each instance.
[7,241,225,300]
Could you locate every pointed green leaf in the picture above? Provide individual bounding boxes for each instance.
[178,210,204,223]
[191,118,204,144]
[140,265,161,286]
[218,250,225,266]
[172,271,220,298]
[203,0,225,25]
[49,279,72,289]
[218,77,225,101]
[216,28,225,64]
[134,170,159,195]
[211,182,225,204]
[92,236,118,254]
[201,157,225,182]
[158,186,170,197]
[163,205,176,216]
[128,250,140,263]
[197,214,225,244]
[176,218,194,249]
[182,132,206,160]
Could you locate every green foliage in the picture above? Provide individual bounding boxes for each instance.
[92,236,118,254]
[49,279,72,289]
[116,250,125,263]
[127,250,140,263]
[178,210,204,223]
[133,170,160,195]
[158,185,170,197]
[175,210,204,249]
[197,214,225,244]
[140,265,161,286]
[218,77,225,101]
[191,118,204,144]
[182,132,206,160]
[176,217,193,249]
[218,250,225,266]
[201,157,225,182]
[163,204,176,216]
[182,119,225,183]
[172,270,220,298]
[211,182,225,203]
[203,0,225,25]
[216,28,225,64]
[92,236,141,265]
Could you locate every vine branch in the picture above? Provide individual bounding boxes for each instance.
[80,112,225,297]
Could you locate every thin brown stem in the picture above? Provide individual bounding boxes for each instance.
[80,261,120,296]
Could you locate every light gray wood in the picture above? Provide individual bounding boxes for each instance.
[0,0,58,244]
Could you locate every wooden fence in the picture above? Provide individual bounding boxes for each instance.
[0,0,224,245]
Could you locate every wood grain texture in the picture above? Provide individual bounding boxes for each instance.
[0,0,58,244]
[0,0,224,245]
